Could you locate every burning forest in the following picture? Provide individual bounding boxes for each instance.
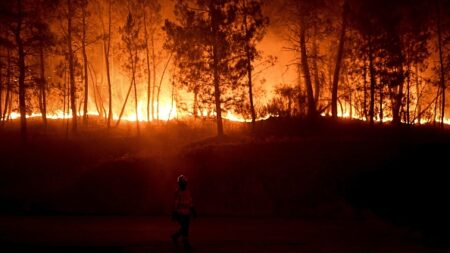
[0,0,448,138]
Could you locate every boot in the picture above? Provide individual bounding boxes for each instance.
[171,233,179,244]
[183,239,192,251]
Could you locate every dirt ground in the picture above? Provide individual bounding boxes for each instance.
[0,215,445,253]
[2,118,450,252]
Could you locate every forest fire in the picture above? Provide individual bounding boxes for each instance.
[8,106,450,125]
[8,107,272,123]
[0,0,449,138]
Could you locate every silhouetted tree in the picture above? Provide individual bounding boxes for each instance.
[267,83,301,117]
[116,12,144,134]
[95,0,114,127]
[32,0,57,129]
[80,0,90,125]
[0,50,3,121]
[0,0,55,138]
[434,0,449,127]
[138,0,161,122]
[0,49,13,123]
[331,1,348,119]
[235,0,268,131]
[284,0,329,118]
[62,0,78,132]
[165,0,246,137]
[349,0,392,125]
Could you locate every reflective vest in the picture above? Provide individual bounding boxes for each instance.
[174,189,192,215]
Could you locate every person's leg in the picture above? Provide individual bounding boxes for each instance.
[171,231,180,242]
[171,216,183,243]
[180,216,191,250]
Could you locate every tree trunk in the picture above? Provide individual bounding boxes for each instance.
[211,5,224,137]
[213,51,223,136]
[243,3,256,132]
[193,87,198,118]
[168,80,175,120]
[379,81,383,124]
[349,86,353,118]
[0,55,3,122]
[151,33,157,121]
[331,2,347,119]
[115,80,133,127]
[245,47,256,128]
[7,92,13,121]
[312,24,320,109]
[415,64,421,124]
[63,65,67,122]
[39,40,47,128]
[82,3,89,125]
[156,52,172,120]
[156,81,161,120]
[16,0,27,141]
[392,57,404,125]
[67,0,77,133]
[288,95,292,117]
[436,0,446,128]
[363,57,368,120]
[143,9,152,122]
[65,76,70,138]
[434,86,440,126]
[392,81,404,125]
[2,50,11,122]
[104,0,113,127]
[91,73,101,117]
[406,65,411,124]
[88,62,105,118]
[368,37,376,126]
[299,16,316,118]
[296,63,305,115]
[132,53,140,135]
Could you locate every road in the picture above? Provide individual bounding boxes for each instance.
[0,216,443,253]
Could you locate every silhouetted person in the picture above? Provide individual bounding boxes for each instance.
[171,175,196,250]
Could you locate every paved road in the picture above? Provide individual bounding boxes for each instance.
[0,216,443,252]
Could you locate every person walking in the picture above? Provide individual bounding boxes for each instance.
[171,175,196,250]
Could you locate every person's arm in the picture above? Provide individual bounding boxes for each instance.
[172,191,179,220]
[190,206,197,218]
[189,191,197,218]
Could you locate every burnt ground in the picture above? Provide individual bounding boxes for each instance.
[1,117,450,252]
[0,216,441,253]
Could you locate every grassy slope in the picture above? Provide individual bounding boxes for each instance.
[1,117,449,238]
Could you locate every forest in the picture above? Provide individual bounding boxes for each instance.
[0,0,448,139]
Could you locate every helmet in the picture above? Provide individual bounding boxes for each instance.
[177,175,188,184]
[177,175,188,190]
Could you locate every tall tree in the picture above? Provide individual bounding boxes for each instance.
[16,0,27,138]
[1,50,12,123]
[118,12,143,134]
[33,0,56,129]
[0,0,43,139]
[165,0,244,137]
[435,0,447,127]
[0,51,3,121]
[66,0,78,132]
[236,0,268,131]
[81,0,89,125]
[349,0,390,125]
[285,0,326,118]
[397,1,430,125]
[331,1,348,119]
[139,0,161,121]
[96,0,114,127]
